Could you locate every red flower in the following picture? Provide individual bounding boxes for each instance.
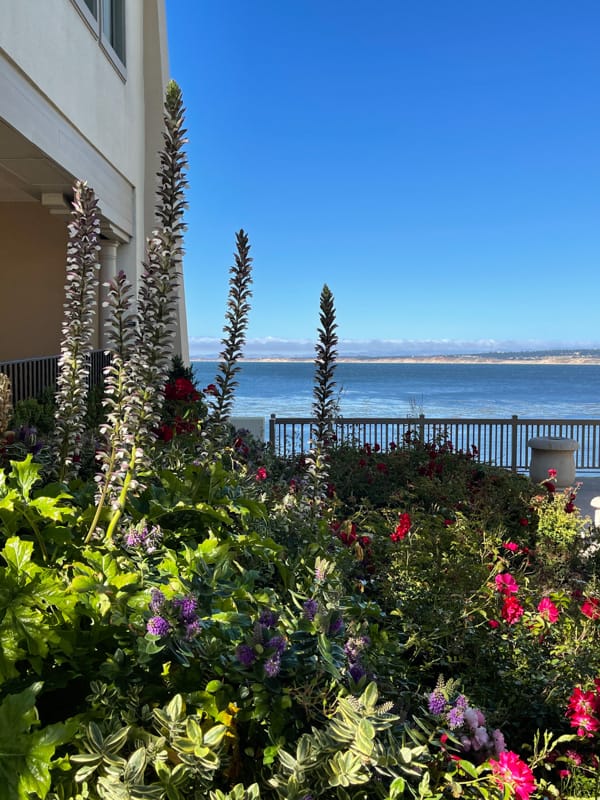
[158,423,174,442]
[488,619,499,629]
[374,443,380,452]
[581,597,600,620]
[203,383,218,395]
[376,462,388,473]
[390,512,411,542]
[503,541,520,551]
[489,751,536,800]
[548,468,557,478]
[519,517,530,526]
[389,441,397,450]
[255,467,268,482]
[501,596,524,625]
[542,480,556,493]
[537,597,559,623]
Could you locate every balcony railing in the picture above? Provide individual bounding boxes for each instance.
[268,414,600,472]
[0,350,110,405]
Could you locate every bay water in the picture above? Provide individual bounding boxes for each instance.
[192,361,600,420]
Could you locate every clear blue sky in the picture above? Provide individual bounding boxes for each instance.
[165,0,600,358]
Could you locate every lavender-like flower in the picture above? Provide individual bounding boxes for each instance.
[125,523,163,553]
[447,706,465,729]
[328,615,344,637]
[428,691,447,715]
[259,610,279,628]
[147,616,171,637]
[303,599,319,621]
[236,644,257,667]
[264,654,281,678]
[266,635,287,655]
[173,596,198,623]
[149,588,166,613]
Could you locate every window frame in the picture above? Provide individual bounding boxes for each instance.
[70,0,126,80]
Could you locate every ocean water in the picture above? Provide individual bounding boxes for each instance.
[192,361,600,420]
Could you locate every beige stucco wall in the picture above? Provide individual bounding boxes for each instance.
[0,203,70,360]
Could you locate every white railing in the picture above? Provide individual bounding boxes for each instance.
[268,414,600,472]
[0,350,109,404]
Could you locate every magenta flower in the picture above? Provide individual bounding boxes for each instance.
[489,751,536,800]
[495,572,519,595]
[537,597,559,623]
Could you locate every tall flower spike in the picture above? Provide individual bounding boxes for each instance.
[0,374,12,435]
[53,180,101,482]
[88,81,188,541]
[210,229,253,426]
[312,283,338,446]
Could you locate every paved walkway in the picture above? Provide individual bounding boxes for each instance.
[574,474,600,523]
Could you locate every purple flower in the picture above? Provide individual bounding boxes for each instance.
[125,524,162,552]
[146,616,171,637]
[303,599,319,621]
[259,610,279,628]
[349,662,366,682]
[173,596,198,623]
[184,620,201,640]
[428,691,446,715]
[328,615,344,636]
[236,644,256,666]
[267,635,287,655]
[447,706,465,729]
[264,654,281,677]
[455,694,469,711]
[149,589,166,613]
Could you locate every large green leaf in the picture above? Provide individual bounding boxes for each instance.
[0,683,68,800]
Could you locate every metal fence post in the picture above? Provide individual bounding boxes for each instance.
[269,414,276,450]
[511,415,518,472]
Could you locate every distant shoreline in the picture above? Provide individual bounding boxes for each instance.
[192,354,600,366]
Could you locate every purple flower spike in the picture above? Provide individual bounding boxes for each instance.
[146,616,171,637]
[236,644,257,667]
[264,654,281,678]
[149,589,166,613]
[303,599,318,621]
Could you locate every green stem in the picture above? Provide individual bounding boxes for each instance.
[105,448,137,541]
[84,443,119,544]
[22,508,49,562]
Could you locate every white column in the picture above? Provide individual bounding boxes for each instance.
[98,239,119,348]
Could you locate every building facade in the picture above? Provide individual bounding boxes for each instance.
[0,0,189,362]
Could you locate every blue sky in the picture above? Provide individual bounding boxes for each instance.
[166,1,600,358]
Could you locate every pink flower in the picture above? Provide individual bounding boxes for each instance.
[390,512,411,542]
[503,541,520,551]
[488,619,499,629]
[495,572,519,595]
[255,467,268,482]
[537,597,560,623]
[501,596,524,625]
[489,751,536,800]
[566,685,600,737]
[581,597,600,620]
[547,468,557,478]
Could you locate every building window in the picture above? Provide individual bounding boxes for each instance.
[101,0,126,67]
[72,0,126,74]
[83,0,98,17]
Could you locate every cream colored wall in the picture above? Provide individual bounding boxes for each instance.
[0,0,189,362]
[0,0,142,185]
[0,204,71,360]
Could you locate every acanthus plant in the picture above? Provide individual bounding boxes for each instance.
[87,81,188,541]
[208,229,253,429]
[52,180,101,483]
